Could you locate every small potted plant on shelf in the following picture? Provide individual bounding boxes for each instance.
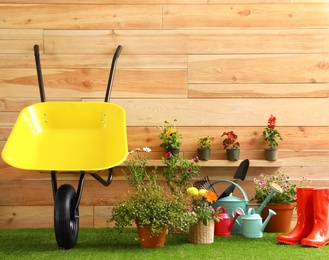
[197,136,211,161]
[221,131,240,161]
[158,119,182,155]
[186,187,219,244]
[253,169,311,232]
[263,114,283,161]
[109,148,198,248]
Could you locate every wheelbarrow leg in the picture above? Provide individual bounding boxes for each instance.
[52,172,86,250]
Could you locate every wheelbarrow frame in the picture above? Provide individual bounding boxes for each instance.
[3,44,125,250]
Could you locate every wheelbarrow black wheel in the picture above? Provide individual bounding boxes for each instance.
[54,184,79,250]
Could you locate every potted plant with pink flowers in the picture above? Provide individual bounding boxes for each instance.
[253,169,311,232]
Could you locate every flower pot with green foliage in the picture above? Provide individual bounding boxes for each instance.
[158,119,182,154]
[109,148,200,246]
[197,136,211,161]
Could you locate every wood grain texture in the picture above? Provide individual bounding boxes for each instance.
[114,98,329,127]
[1,98,328,127]
[189,83,329,98]
[163,4,329,29]
[188,54,329,84]
[0,1,292,4]
[0,206,93,228]
[43,29,329,55]
[0,4,162,29]
[0,68,187,98]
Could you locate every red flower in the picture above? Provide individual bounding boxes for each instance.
[267,115,276,129]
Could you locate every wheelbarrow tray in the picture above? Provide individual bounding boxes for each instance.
[2,101,128,172]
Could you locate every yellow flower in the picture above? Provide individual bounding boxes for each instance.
[198,189,207,196]
[187,187,199,196]
[167,128,176,137]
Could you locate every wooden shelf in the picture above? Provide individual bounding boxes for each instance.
[122,160,283,168]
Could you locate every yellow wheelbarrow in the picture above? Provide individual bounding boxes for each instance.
[1,45,128,250]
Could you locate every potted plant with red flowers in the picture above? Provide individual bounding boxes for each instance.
[263,115,283,161]
[221,131,240,161]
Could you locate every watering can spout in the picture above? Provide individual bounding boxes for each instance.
[261,209,276,231]
[229,208,242,231]
[255,182,283,214]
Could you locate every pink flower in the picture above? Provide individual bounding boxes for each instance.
[165,152,172,159]
[192,157,199,163]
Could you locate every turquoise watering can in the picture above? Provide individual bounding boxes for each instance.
[209,180,283,234]
[234,207,276,238]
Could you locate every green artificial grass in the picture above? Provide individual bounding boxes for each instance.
[0,228,329,260]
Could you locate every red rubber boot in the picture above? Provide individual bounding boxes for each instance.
[276,187,314,245]
[301,188,329,247]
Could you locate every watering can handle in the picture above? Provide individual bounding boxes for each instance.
[248,208,256,215]
[208,180,249,202]
[216,206,226,213]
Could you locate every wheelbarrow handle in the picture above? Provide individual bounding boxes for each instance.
[104,45,123,102]
[34,44,46,102]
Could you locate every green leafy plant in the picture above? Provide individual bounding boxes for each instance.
[162,152,200,195]
[263,114,283,148]
[158,119,182,150]
[221,131,240,149]
[186,187,219,226]
[253,169,312,204]
[109,148,197,235]
[198,136,211,149]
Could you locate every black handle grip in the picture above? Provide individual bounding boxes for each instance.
[114,45,123,58]
[34,44,46,102]
[104,45,123,102]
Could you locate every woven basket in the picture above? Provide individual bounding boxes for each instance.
[188,220,214,244]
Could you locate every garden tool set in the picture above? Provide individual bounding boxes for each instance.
[277,187,329,248]
[195,159,284,237]
[209,180,282,235]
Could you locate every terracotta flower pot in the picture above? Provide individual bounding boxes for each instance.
[260,203,296,232]
[137,223,167,248]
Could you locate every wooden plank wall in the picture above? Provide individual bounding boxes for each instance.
[0,0,328,229]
